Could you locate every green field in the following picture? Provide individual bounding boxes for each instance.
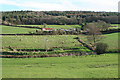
[2,35,80,49]
[2,32,119,52]
[2,53,118,78]
[1,24,119,78]
[17,25,81,29]
[2,35,90,52]
[102,33,119,51]
[1,25,38,34]
[80,33,119,51]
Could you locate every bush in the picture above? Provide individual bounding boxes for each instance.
[95,43,108,55]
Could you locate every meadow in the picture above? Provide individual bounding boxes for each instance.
[1,25,38,34]
[2,53,118,78]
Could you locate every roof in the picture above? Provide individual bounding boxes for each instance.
[42,28,52,30]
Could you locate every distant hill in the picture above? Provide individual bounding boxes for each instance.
[1,11,118,25]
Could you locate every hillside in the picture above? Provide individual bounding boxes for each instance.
[2,11,118,25]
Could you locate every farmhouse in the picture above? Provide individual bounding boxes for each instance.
[42,28,53,31]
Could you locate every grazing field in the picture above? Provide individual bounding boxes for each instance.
[17,25,81,29]
[1,25,38,34]
[2,35,90,52]
[2,53,118,78]
[80,33,119,51]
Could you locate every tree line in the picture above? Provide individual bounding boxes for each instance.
[2,11,118,25]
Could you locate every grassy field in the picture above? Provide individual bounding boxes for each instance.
[80,33,119,51]
[102,33,119,51]
[17,25,81,29]
[1,25,38,34]
[2,53,118,78]
[2,35,90,51]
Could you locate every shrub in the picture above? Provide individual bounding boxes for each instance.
[95,43,108,55]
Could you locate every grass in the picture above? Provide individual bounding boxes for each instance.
[2,32,118,52]
[2,53,118,78]
[2,35,89,51]
[17,25,81,29]
[1,24,119,78]
[102,33,119,51]
[80,33,119,51]
[1,25,38,34]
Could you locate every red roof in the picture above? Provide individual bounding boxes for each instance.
[42,28,52,30]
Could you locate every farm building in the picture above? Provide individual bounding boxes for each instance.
[42,28,53,31]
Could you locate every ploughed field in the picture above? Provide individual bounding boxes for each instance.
[2,53,118,78]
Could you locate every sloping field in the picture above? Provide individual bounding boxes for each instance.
[80,33,119,51]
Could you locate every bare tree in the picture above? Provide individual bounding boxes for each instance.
[84,23,105,50]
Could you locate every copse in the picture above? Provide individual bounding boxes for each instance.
[95,43,108,55]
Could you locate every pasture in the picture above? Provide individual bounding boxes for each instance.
[2,53,118,78]
[1,25,38,34]
[2,35,90,52]
[2,32,119,52]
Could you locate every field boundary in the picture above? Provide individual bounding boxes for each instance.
[77,37,94,51]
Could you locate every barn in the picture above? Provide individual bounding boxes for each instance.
[42,28,53,31]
